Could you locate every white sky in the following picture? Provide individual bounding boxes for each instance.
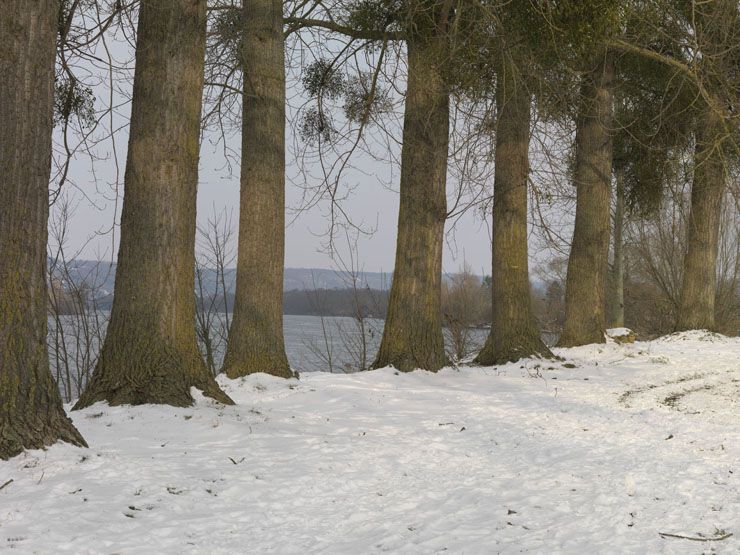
[55,122,495,276]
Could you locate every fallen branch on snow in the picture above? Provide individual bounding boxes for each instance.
[659,531,733,542]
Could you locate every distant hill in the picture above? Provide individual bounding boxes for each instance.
[282,267,392,291]
[54,260,556,302]
[56,259,393,297]
[52,259,548,319]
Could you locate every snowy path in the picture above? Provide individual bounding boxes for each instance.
[1,331,738,554]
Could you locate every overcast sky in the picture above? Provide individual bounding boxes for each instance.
[56,125,496,276]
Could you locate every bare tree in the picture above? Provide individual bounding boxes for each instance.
[373,1,453,372]
[625,169,739,337]
[303,273,337,374]
[675,0,738,331]
[609,168,626,328]
[223,0,293,379]
[302,234,386,373]
[677,110,729,330]
[47,199,111,402]
[0,0,86,459]
[195,209,237,376]
[442,265,487,362]
[332,234,384,372]
[75,0,232,409]
[475,44,553,364]
[559,52,615,347]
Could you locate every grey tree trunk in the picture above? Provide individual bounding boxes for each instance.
[0,1,87,459]
[676,111,726,331]
[222,0,292,379]
[372,37,449,372]
[475,59,553,365]
[75,0,232,409]
[559,53,615,347]
[609,168,625,328]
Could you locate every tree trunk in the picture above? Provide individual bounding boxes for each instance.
[475,60,553,365]
[0,1,86,459]
[75,0,232,409]
[609,168,625,328]
[222,0,291,379]
[372,38,449,372]
[676,111,725,331]
[559,53,615,347]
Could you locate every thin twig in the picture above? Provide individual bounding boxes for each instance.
[659,532,733,542]
[0,479,13,492]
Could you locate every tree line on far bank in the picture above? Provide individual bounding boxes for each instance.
[1,0,737,460]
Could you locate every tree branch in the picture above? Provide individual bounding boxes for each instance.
[284,16,405,41]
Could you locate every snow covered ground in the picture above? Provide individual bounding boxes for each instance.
[1,330,738,554]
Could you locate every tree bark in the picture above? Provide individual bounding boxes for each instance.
[475,60,553,365]
[676,110,725,331]
[559,53,615,347]
[609,168,625,328]
[222,0,292,379]
[372,37,449,372]
[0,1,87,459]
[75,0,232,409]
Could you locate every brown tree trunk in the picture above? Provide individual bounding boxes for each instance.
[222,0,291,379]
[609,168,625,328]
[0,1,87,459]
[559,53,615,347]
[676,111,726,331]
[475,60,553,365]
[372,37,449,372]
[75,0,232,409]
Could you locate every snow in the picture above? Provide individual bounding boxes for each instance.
[1,331,739,553]
[606,327,634,337]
